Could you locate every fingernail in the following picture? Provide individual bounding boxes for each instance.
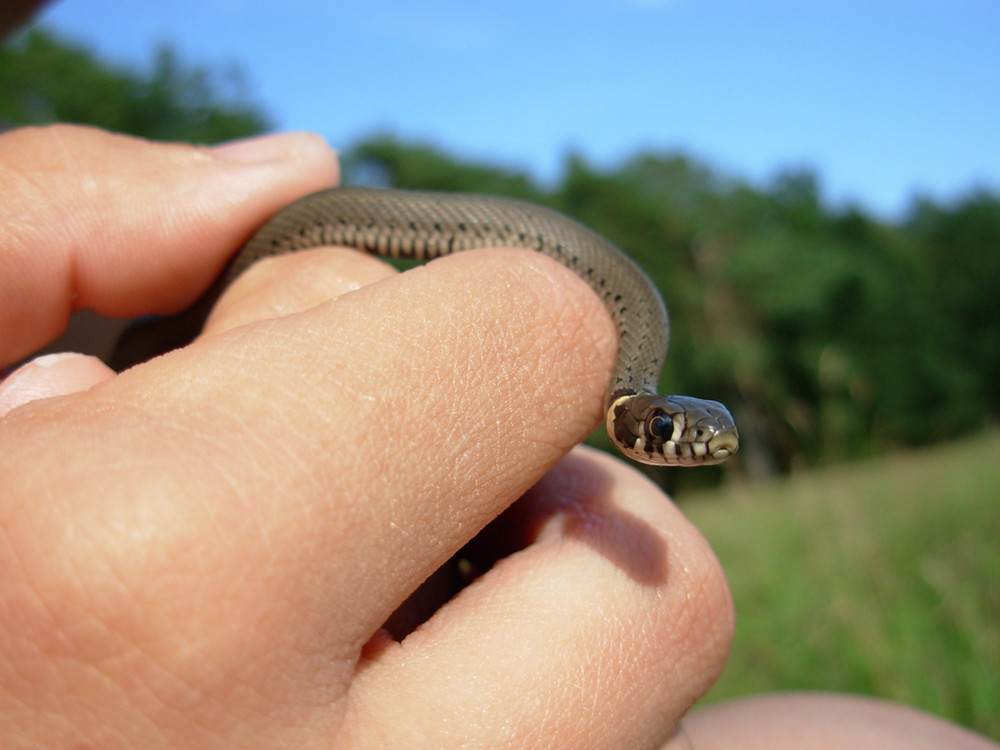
[22,352,83,368]
[211,132,336,165]
[0,353,113,417]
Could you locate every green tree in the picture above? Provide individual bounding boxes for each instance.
[906,191,1000,417]
[345,134,541,200]
[0,27,269,142]
[345,135,1000,481]
[717,172,990,466]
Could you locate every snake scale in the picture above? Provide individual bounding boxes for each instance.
[212,186,738,467]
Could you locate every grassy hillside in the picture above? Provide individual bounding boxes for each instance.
[684,430,1000,739]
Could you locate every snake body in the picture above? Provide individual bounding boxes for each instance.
[222,187,738,467]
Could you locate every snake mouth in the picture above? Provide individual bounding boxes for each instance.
[652,432,738,466]
[706,430,740,463]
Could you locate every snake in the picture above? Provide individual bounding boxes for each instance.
[198,186,738,467]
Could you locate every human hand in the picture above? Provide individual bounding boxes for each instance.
[0,125,734,748]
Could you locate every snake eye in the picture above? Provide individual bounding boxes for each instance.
[648,413,671,440]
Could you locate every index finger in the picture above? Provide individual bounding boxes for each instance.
[0,125,338,365]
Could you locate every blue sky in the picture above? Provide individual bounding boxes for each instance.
[32,0,1000,218]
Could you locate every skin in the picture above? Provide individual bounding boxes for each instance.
[1,126,995,749]
[0,125,730,748]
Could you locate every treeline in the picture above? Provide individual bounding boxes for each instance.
[342,138,1000,484]
[0,27,268,141]
[3,29,998,487]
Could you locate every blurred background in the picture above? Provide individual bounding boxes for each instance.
[2,0,998,739]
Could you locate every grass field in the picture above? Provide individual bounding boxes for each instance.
[682,430,1000,740]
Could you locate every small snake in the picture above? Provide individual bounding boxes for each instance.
[216,187,738,467]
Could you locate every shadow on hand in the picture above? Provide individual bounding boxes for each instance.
[384,451,667,639]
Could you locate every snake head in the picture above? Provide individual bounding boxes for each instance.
[607,393,739,467]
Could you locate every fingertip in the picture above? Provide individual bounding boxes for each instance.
[346,447,733,748]
[0,352,115,417]
[201,247,397,335]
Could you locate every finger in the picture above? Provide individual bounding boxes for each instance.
[166,247,617,628]
[202,247,398,335]
[673,693,1000,750]
[0,0,49,39]
[347,447,735,749]
[0,125,338,365]
[0,248,618,737]
[108,246,396,370]
[0,353,115,416]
